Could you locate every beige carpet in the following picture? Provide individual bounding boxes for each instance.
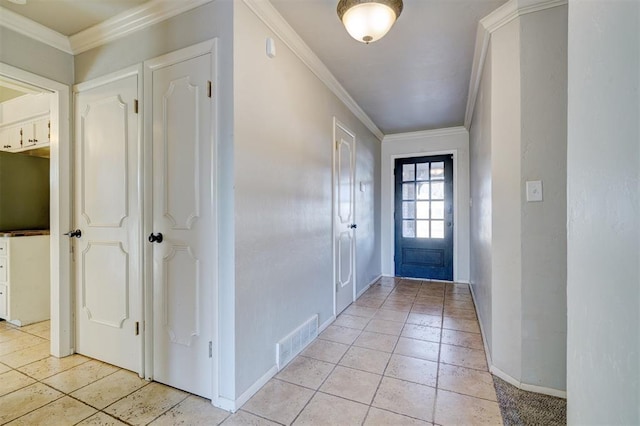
[493,376,567,425]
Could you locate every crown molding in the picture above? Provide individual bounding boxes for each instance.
[0,0,212,55]
[463,0,567,129]
[69,0,213,54]
[242,0,384,141]
[383,126,467,143]
[0,6,72,53]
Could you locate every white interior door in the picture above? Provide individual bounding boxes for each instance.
[334,120,356,315]
[74,70,142,373]
[150,50,214,398]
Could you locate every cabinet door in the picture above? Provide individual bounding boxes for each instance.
[0,127,10,151]
[23,121,38,148]
[0,257,7,282]
[0,125,21,151]
[34,118,50,145]
[0,284,6,319]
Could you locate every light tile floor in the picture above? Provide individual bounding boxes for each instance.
[0,278,503,425]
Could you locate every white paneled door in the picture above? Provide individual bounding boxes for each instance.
[148,49,214,398]
[334,120,356,315]
[74,69,142,373]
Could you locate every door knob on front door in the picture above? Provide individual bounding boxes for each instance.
[349,224,357,229]
[64,229,82,238]
[148,233,163,243]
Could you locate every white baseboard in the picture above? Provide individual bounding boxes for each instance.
[399,276,458,284]
[319,315,335,333]
[469,284,493,368]
[490,365,567,399]
[213,396,236,413]
[357,274,382,298]
[381,273,469,285]
[520,382,566,399]
[490,365,522,388]
[210,314,340,413]
[470,285,567,400]
[215,364,279,412]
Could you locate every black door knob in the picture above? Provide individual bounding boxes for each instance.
[349,224,357,229]
[148,233,163,243]
[64,229,82,238]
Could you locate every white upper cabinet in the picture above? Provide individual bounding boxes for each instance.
[0,93,51,153]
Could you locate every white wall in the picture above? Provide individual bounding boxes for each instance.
[356,133,383,292]
[468,3,568,394]
[0,27,74,85]
[381,127,470,282]
[490,18,523,382]
[519,6,567,391]
[469,45,493,352]
[566,1,639,423]
[233,0,381,399]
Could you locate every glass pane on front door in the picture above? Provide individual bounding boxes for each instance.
[397,160,449,239]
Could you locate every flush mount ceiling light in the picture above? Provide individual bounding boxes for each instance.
[337,0,403,44]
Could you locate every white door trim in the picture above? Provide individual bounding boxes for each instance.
[74,65,142,92]
[0,63,72,357]
[142,38,219,403]
[388,150,459,280]
[332,117,357,316]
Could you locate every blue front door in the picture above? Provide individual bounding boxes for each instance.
[394,155,454,280]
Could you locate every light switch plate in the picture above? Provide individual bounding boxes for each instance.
[526,180,543,202]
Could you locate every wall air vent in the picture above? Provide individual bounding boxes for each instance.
[276,314,319,370]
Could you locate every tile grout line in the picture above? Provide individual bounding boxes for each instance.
[2,346,146,425]
[275,278,395,425]
[361,279,402,426]
[355,279,414,423]
[141,392,192,426]
[432,283,448,425]
[287,296,375,426]
[0,328,165,426]
[0,325,72,425]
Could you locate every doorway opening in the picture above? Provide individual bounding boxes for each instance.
[0,62,73,358]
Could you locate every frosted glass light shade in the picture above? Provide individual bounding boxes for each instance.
[337,0,403,44]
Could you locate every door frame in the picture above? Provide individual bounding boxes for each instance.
[331,117,357,316]
[389,150,459,280]
[142,39,219,402]
[0,62,72,357]
[72,64,145,375]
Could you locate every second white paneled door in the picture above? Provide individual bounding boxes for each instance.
[73,68,142,373]
[334,120,356,315]
[146,42,216,399]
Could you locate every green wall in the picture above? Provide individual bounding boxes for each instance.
[0,151,50,231]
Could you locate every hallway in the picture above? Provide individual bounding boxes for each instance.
[244,277,501,424]
[0,277,502,425]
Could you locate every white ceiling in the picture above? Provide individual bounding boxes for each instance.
[0,0,507,134]
[270,0,506,134]
[0,0,147,35]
